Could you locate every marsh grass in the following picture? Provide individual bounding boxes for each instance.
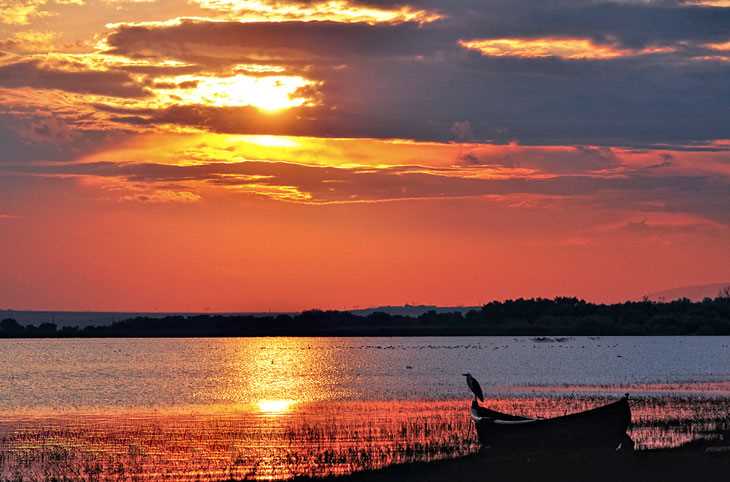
[0,397,728,481]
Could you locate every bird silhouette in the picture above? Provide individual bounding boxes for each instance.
[462,373,484,401]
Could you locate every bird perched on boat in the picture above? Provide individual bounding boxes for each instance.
[462,373,484,401]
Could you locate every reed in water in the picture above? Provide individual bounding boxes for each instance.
[1,396,728,481]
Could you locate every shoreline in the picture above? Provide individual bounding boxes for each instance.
[284,443,730,482]
[3,297,729,337]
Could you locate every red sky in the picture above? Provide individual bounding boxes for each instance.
[1,1,729,311]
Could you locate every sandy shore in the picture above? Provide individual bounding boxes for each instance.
[287,442,730,482]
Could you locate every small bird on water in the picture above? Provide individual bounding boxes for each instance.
[462,373,484,401]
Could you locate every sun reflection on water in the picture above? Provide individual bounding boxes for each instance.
[257,399,296,414]
[227,337,353,408]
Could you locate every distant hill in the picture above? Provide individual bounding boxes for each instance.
[0,306,478,327]
[4,292,729,329]
[645,282,730,302]
[0,310,290,328]
[2,297,730,337]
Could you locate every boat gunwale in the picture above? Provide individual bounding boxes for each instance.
[471,395,630,425]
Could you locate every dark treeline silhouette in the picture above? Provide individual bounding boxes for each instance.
[2,296,730,338]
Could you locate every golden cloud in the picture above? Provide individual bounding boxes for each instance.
[192,0,442,24]
[704,40,730,51]
[0,31,59,53]
[0,1,48,25]
[459,37,676,60]
[682,1,730,6]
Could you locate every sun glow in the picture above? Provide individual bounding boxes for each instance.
[154,74,315,112]
[242,135,300,148]
[257,399,297,414]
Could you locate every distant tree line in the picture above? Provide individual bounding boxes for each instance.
[2,296,730,338]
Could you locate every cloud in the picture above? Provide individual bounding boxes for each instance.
[0,1,48,25]
[620,218,712,235]
[459,38,676,60]
[0,58,149,98]
[0,0,88,25]
[452,1,730,49]
[0,89,139,162]
[86,7,730,145]
[450,121,473,141]
[458,144,621,173]
[79,175,202,203]
[190,0,443,24]
[3,158,727,226]
[682,1,730,7]
[596,211,730,240]
[1,1,730,147]
[0,31,59,53]
[103,19,445,65]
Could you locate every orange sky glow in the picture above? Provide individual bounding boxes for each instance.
[1,0,729,311]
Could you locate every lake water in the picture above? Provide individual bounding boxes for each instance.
[1,336,729,480]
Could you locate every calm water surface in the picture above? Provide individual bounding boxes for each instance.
[1,336,729,480]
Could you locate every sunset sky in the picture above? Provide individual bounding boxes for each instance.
[1,0,729,311]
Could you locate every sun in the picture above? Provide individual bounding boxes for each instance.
[154,74,314,113]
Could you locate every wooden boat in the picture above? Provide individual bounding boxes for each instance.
[471,395,632,449]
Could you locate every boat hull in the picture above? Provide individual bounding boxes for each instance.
[471,397,631,449]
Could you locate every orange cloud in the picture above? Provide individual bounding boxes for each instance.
[459,37,676,60]
[78,133,461,168]
[704,40,730,51]
[79,175,203,203]
[0,31,59,53]
[696,40,730,62]
[0,1,48,25]
[78,132,730,179]
[683,1,730,6]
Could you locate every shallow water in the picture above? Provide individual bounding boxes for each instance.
[0,337,729,480]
